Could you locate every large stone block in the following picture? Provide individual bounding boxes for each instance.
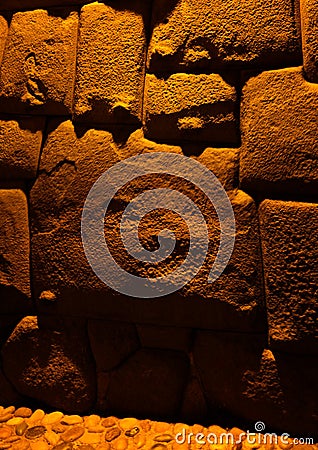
[30,121,264,332]
[300,0,318,83]
[259,200,318,354]
[74,1,149,125]
[193,331,318,435]
[30,119,122,315]
[181,189,265,331]
[143,73,238,144]
[1,316,96,413]
[0,15,8,67]
[104,348,189,418]
[240,67,318,197]
[148,0,301,73]
[0,9,78,115]
[0,116,44,180]
[0,189,31,314]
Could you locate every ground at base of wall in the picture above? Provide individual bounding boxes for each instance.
[0,406,316,450]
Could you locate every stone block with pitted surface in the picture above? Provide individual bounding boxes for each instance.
[29,120,264,332]
[0,15,8,67]
[148,0,301,73]
[0,0,317,438]
[259,200,318,354]
[0,190,31,315]
[0,0,94,9]
[0,9,78,115]
[0,116,44,180]
[74,1,150,125]
[143,73,239,144]
[240,67,318,197]
[300,0,318,83]
[1,316,96,413]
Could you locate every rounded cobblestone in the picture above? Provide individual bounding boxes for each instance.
[0,407,316,450]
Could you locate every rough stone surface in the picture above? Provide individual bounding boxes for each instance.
[143,73,238,144]
[148,0,301,72]
[0,9,78,115]
[0,0,316,428]
[300,0,318,83]
[0,190,31,314]
[30,121,264,331]
[193,331,318,435]
[0,16,8,67]
[259,200,318,354]
[0,116,44,180]
[30,119,121,316]
[0,0,94,9]
[74,1,149,124]
[88,320,140,372]
[180,189,265,331]
[104,348,189,418]
[196,147,239,191]
[1,316,96,413]
[240,67,318,197]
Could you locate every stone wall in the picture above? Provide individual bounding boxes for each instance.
[0,0,317,437]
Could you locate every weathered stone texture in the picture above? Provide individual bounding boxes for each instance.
[259,200,318,354]
[0,189,31,314]
[300,0,318,83]
[240,67,318,196]
[0,116,44,180]
[196,147,239,191]
[30,121,263,331]
[0,16,8,67]
[104,348,189,418]
[148,0,301,72]
[143,73,238,144]
[1,316,96,412]
[0,0,94,9]
[181,189,265,332]
[74,1,149,124]
[0,0,316,433]
[193,332,318,435]
[0,9,78,115]
[30,119,122,314]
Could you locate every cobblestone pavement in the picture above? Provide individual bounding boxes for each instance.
[0,406,316,450]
